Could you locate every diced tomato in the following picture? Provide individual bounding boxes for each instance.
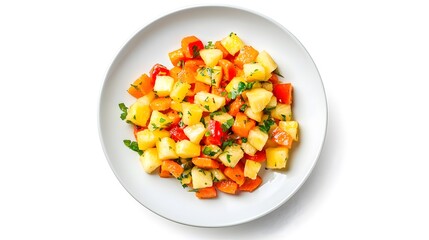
[149,64,170,84]
[244,150,266,162]
[205,120,224,146]
[169,126,189,141]
[273,83,293,104]
[181,36,204,59]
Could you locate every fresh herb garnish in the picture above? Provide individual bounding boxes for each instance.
[203,147,218,157]
[274,68,284,78]
[259,118,275,133]
[192,45,200,58]
[221,139,235,149]
[204,105,210,111]
[240,104,248,111]
[159,118,166,123]
[221,118,234,132]
[228,82,255,100]
[226,154,232,163]
[123,139,143,155]
[119,103,128,120]
[205,41,214,49]
[241,137,248,143]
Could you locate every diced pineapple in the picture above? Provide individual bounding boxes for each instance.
[183,123,206,144]
[246,88,273,113]
[175,140,201,158]
[266,147,289,169]
[202,144,222,159]
[191,166,213,189]
[256,50,278,74]
[266,96,277,109]
[139,148,162,173]
[156,137,178,160]
[153,76,174,97]
[170,100,182,112]
[225,77,246,93]
[199,49,223,67]
[136,91,155,105]
[221,32,244,55]
[241,142,257,156]
[148,110,173,131]
[181,103,203,126]
[243,63,266,81]
[248,127,269,151]
[210,169,227,182]
[194,91,226,112]
[244,107,263,122]
[271,104,292,121]
[262,82,273,92]
[137,129,170,150]
[279,121,299,141]
[195,66,222,88]
[218,145,244,167]
[179,169,192,186]
[170,81,191,102]
[125,101,151,127]
[212,112,233,125]
[244,160,261,180]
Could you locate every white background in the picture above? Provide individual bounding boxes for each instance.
[1,0,428,239]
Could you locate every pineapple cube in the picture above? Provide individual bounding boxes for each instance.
[170,81,191,102]
[212,112,233,125]
[220,32,244,55]
[244,160,262,180]
[202,144,222,159]
[179,169,192,186]
[148,110,173,131]
[195,66,222,87]
[136,91,155,105]
[246,88,273,113]
[181,103,203,126]
[210,169,227,182]
[244,107,263,122]
[248,127,269,151]
[266,96,277,109]
[243,63,266,81]
[139,148,162,173]
[218,145,244,167]
[137,129,170,150]
[175,140,201,158]
[199,49,223,67]
[183,123,206,144]
[170,100,183,112]
[153,76,174,97]
[241,142,257,156]
[271,104,292,121]
[256,50,278,74]
[191,166,213,189]
[266,147,289,169]
[125,101,151,127]
[156,137,178,160]
[225,77,246,93]
[194,91,226,112]
[279,121,299,141]
[262,81,273,92]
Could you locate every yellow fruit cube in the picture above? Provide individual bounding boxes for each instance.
[246,88,273,113]
[170,81,191,102]
[256,50,278,73]
[210,169,226,182]
[271,104,292,121]
[193,92,225,112]
[225,77,246,93]
[212,112,233,125]
[248,127,268,151]
[243,63,266,81]
[125,101,151,127]
[202,144,222,159]
[218,145,244,167]
[183,123,206,144]
[266,147,289,169]
[244,160,261,180]
[199,49,223,67]
[156,137,178,160]
[175,140,201,158]
[153,76,174,97]
[241,142,257,156]
[195,66,222,87]
[181,103,203,126]
[221,32,244,55]
[279,120,299,141]
[148,110,173,131]
[139,148,162,173]
[191,166,213,189]
[179,169,192,186]
[244,107,263,122]
[170,100,183,112]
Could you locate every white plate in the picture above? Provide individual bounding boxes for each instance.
[98,5,327,227]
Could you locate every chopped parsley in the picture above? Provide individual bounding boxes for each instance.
[205,41,214,49]
[227,82,255,100]
[221,118,234,132]
[241,137,248,143]
[203,146,218,157]
[192,45,200,58]
[221,139,235,149]
[226,154,232,163]
[259,118,275,133]
[159,117,166,123]
[118,103,128,120]
[123,140,143,155]
[274,68,284,78]
[204,105,210,111]
[240,104,248,111]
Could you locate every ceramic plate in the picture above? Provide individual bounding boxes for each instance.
[98,5,327,227]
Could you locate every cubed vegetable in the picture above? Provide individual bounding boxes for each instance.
[139,148,162,173]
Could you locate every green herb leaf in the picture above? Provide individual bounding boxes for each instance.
[205,41,214,49]
[203,147,218,157]
[240,104,248,112]
[241,137,247,143]
[221,139,235,150]
[274,68,284,78]
[226,154,232,163]
[221,118,235,132]
[119,103,128,120]
[259,118,275,133]
[159,118,166,123]
[123,139,143,155]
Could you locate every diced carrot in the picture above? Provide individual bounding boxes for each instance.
[215,180,238,194]
[271,127,293,148]
[239,176,262,192]
[218,59,236,81]
[193,82,211,94]
[232,112,256,137]
[192,157,220,169]
[228,97,245,117]
[127,74,153,98]
[168,48,185,66]
[150,97,171,111]
[161,160,184,178]
[159,168,172,178]
[165,110,180,126]
[215,40,229,58]
[195,186,217,199]
[233,45,259,69]
[181,36,204,59]
[224,162,245,186]
[169,66,182,81]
